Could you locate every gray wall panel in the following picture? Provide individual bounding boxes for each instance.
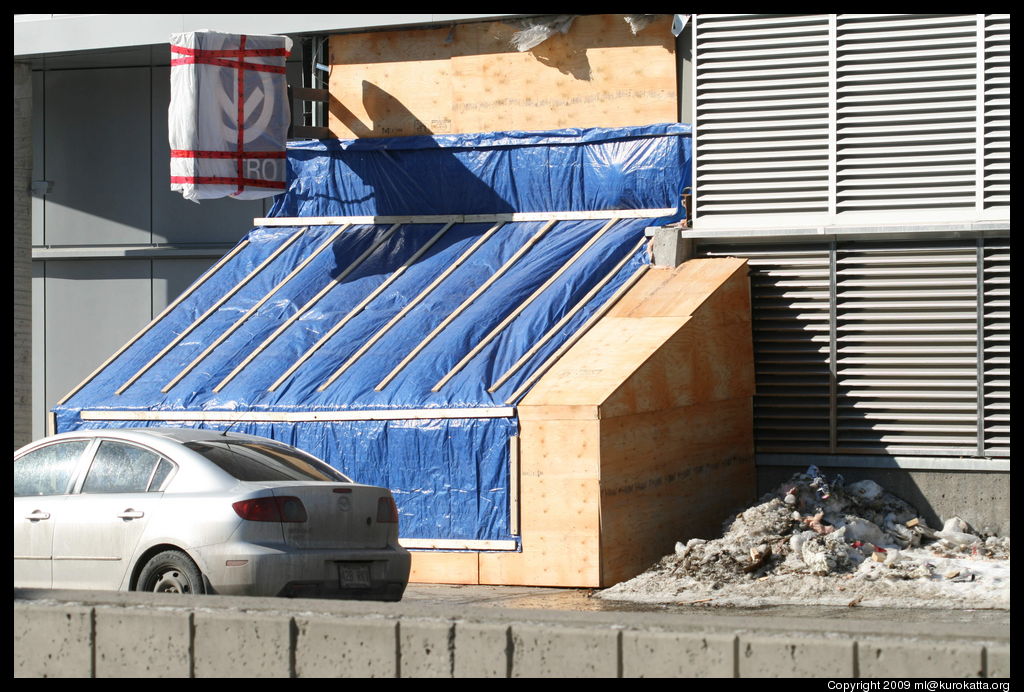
[43,260,152,417]
[152,258,219,314]
[44,67,152,246]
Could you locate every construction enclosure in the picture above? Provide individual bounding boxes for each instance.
[51,15,757,587]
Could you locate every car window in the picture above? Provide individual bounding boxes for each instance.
[81,440,163,494]
[14,440,90,497]
[148,457,176,491]
[184,440,351,483]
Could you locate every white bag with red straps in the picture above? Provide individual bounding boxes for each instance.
[169,30,293,201]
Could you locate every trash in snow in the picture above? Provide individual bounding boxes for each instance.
[600,467,1010,609]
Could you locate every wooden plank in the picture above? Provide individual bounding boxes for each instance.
[117,231,305,396]
[488,236,647,393]
[57,238,251,405]
[503,263,650,404]
[375,219,557,392]
[328,15,677,138]
[162,225,348,394]
[254,209,677,227]
[212,223,400,393]
[79,407,515,422]
[271,222,455,393]
[409,551,480,585]
[509,435,520,536]
[432,217,619,392]
[318,222,506,389]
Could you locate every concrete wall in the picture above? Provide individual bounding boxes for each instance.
[14,62,34,450]
[14,590,1009,678]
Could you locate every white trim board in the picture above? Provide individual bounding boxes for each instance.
[253,208,679,226]
[79,407,516,422]
[399,538,518,551]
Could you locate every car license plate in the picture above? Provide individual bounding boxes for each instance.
[336,562,371,588]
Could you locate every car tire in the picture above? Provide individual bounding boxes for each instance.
[136,550,206,595]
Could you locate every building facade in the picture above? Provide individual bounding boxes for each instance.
[14,13,1009,534]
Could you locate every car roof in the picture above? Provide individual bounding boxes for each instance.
[19,426,278,451]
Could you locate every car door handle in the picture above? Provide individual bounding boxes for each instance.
[117,509,145,519]
[25,510,51,521]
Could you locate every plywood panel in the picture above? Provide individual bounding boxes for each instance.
[601,270,754,418]
[329,14,677,138]
[451,15,677,135]
[409,550,480,585]
[479,531,602,587]
[610,257,749,319]
[599,397,755,585]
[521,259,752,413]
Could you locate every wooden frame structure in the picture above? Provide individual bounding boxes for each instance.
[62,207,754,587]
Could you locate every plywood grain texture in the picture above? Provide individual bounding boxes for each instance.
[411,257,754,587]
[409,550,480,585]
[329,14,677,138]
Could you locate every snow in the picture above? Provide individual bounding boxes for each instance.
[600,467,1010,610]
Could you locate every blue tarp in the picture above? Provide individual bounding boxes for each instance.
[55,124,691,544]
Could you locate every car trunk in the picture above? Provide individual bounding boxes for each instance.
[272,484,392,550]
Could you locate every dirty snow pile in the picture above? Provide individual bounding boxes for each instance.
[600,467,1010,609]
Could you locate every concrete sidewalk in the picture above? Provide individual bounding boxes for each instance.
[14,585,1010,678]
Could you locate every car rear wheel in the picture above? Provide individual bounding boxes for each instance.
[136,550,205,594]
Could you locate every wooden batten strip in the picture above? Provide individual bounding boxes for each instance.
[504,262,651,405]
[374,219,558,392]
[254,208,677,227]
[269,222,455,392]
[79,407,515,422]
[488,236,648,393]
[116,230,307,396]
[399,538,518,551]
[431,217,620,392]
[57,238,252,406]
[161,225,348,394]
[213,223,402,393]
[509,435,520,536]
[318,222,507,391]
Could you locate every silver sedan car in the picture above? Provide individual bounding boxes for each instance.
[13,427,411,600]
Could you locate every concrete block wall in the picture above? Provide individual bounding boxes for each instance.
[13,62,34,451]
[14,590,1009,678]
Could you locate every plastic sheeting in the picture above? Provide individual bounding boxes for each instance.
[56,124,691,544]
[269,123,691,218]
[169,31,292,201]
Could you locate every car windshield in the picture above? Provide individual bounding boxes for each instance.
[183,440,351,483]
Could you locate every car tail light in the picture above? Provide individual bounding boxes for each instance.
[233,496,308,523]
[376,496,399,523]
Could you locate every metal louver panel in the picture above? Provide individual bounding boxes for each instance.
[835,14,979,211]
[693,15,832,218]
[700,243,832,453]
[693,13,1011,226]
[698,238,1008,460]
[983,239,1009,456]
[834,242,979,455]
[983,14,1010,209]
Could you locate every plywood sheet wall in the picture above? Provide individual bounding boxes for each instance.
[329,14,677,138]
